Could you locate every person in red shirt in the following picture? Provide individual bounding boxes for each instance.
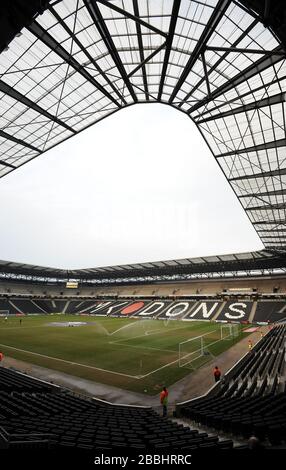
[213,366,221,382]
[0,352,3,363]
[160,387,168,417]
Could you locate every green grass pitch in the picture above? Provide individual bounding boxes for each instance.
[0,315,247,395]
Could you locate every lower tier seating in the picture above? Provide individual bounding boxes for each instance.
[0,367,231,450]
[178,325,286,445]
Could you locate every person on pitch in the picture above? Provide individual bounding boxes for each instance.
[213,365,221,382]
[160,386,169,417]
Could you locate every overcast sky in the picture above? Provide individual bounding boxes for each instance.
[0,104,263,269]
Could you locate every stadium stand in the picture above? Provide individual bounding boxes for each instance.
[216,301,253,322]
[0,0,286,458]
[0,367,232,450]
[8,300,44,315]
[2,297,286,324]
[52,300,68,313]
[183,300,222,321]
[33,300,56,314]
[156,301,196,320]
[30,300,50,314]
[0,299,9,312]
[1,278,286,298]
[177,326,286,445]
[6,301,24,315]
[253,301,286,324]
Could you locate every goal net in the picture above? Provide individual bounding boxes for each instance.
[179,335,207,368]
[179,325,240,368]
[0,310,9,317]
[220,323,239,340]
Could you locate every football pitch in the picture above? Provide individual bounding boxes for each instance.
[0,315,247,395]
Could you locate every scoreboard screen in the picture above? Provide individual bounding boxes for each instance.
[66,281,78,289]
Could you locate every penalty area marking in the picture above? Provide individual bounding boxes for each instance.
[108,340,177,354]
[138,328,218,378]
[0,343,139,379]
[110,322,204,344]
[0,326,222,380]
[0,341,184,380]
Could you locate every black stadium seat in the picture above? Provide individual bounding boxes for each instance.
[177,325,286,446]
[0,366,230,450]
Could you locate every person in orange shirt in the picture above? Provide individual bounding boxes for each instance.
[213,366,221,382]
[248,339,253,351]
[160,387,168,417]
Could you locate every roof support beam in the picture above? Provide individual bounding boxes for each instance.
[84,0,138,103]
[246,203,286,211]
[257,228,286,233]
[201,51,211,97]
[188,46,285,114]
[28,21,121,108]
[0,160,16,169]
[230,167,286,182]
[127,42,166,78]
[95,0,167,38]
[253,220,286,225]
[157,0,181,101]
[176,19,259,111]
[0,129,41,153]
[169,0,232,103]
[264,0,271,21]
[266,243,284,250]
[132,0,149,100]
[239,188,286,198]
[196,92,286,124]
[262,235,286,239]
[194,73,285,121]
[0,79,75,134]
[205,46,285,55]
[49,5,126,105]
[217,138,286,158]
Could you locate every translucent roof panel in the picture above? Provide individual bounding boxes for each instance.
[1,249,279,280]
[0,0,286,253]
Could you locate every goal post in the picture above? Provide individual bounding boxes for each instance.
[220,323,239,340]
[0,310,9,317]
[179,324,240,368]
[178,335,205,367]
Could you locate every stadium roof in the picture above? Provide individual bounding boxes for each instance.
[0,0,286,281]
[0,249,286,283]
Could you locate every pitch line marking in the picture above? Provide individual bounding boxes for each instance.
[139,328,221,378]
[0,324,224,380]
[108,340,177,354]
[0,340,185,379]
[110,323,204,344]
[0,343,140,379]
[139,356,181,378]
[0,326,46,330]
